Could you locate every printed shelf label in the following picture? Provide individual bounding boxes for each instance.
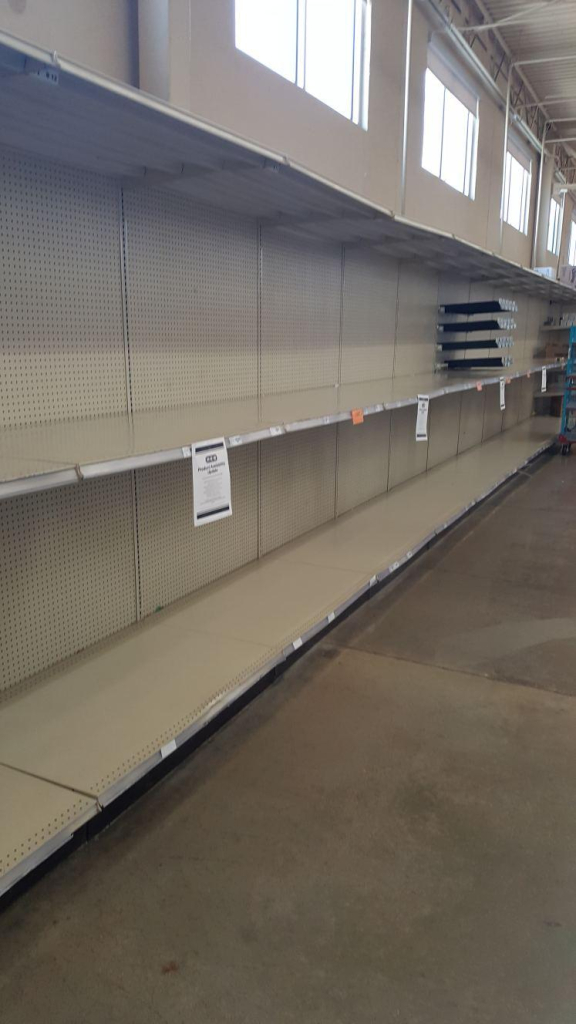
[541,367,547,393]
[192,437,232,527]
[499,378,506,411]
[415,395,429,442]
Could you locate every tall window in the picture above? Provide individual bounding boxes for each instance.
[502,141,531,235]
[421,51,478,199]
[547,196,563,256]
[568,219,576,266]
[235,0,371,127]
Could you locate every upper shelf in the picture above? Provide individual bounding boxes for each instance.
[0,361,559,500]
[0,31,575,303]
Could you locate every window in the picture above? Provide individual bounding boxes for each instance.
[235,0,371,127]
[421,53,478,199]
[502,140,531,235]
[547,196,563,256]
[568,219,576,266]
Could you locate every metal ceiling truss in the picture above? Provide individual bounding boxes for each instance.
[437,0,576,171]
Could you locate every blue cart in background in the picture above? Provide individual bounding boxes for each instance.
[560,326,576,456]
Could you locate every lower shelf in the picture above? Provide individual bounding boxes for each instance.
[0,415,558,896]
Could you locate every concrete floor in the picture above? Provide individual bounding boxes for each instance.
[2,452,576,1023]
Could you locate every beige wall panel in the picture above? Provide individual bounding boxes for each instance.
[427,393,461,470]
[0,476,136,695]
[0,0,137,83]
[502,377,521,430]
[394,263,439,377]
[340,250,398,384]
[458,388,485,453]
[165,0,404,211]
[482,385,504,440]
[526,297,547,360]
[0,150,127,428]
[136,446,258,618]
[259,427,337,556]
[336,412,391,516]
[261,232,341,395]
[124,189,258,410]
[438,274,470,308]
[388,405,429,489]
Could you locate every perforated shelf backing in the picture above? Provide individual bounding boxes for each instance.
[394,263,440,378]
[0,148,127,429]
[123,188,259,411]
[136,445,258,618]
[0,474,137,696]
[260,229,342,395]
[259,426,338,556]
[336,412,391,517]
[340,249,398,385]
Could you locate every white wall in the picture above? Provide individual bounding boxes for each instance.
[0,0,138,83]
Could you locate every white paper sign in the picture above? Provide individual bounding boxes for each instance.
[416,395,429,442]
[192,437,232,526]
[541,367,547,393]
[499,378,506,411]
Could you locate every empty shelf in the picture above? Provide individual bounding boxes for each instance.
[0,415,558,894]
[0,764,97,897]
[0,363,559,499]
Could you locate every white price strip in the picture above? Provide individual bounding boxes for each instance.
[292,637,303,651]
[327,611,335,624]
[270,425,283,437]
[499,378,506,411]
[541,367,547,393]
[181,445,192,458]
[160,739,177,759]
[192,437,232,527]
[415,395,429,442]
[228,435,243,447]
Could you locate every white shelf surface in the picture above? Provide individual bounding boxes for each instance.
[0,416,558,893]
[0,362,558,499]
[0,32,574,302]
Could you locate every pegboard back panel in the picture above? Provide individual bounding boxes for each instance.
[518,373,537,422]
[0,476,136,696]
[458,388,485,453]
[437,273,470,308]
[336,412,391,516]
[482,385,504,440]
[124,189,258,411]
[260,231,341,395]
[136,446,258,618]
[427,392,461,470]
[259,426,337,556]
[503,377,521,430]
[525,297,547,360]
[394,264,439,377]
[388,404,429,489]
[340,250,397,384]
[0,148,127,429]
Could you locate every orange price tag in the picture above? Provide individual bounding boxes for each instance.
[351,408,364,425]
[476,383,483,392]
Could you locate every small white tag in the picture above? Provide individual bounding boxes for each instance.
[323,416,331,425]
[181,445,192,458]
[370,575,377,586]
[391,561,400,572]
[327,611,335,624]
[228,435,242,447]
[270,425,283,437]
[161,739,177,759]
[293,637,303,651]
[416,395,429,442]
[541,367,547,393]
[499,378,506,411]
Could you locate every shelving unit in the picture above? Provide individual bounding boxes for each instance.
[0,415,558,897]
[0,27,568,897]
[0,361,557,500]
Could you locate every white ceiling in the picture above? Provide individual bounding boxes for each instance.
[482,0,576,139]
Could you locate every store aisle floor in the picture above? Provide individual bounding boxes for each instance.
[1,451,576,1024]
